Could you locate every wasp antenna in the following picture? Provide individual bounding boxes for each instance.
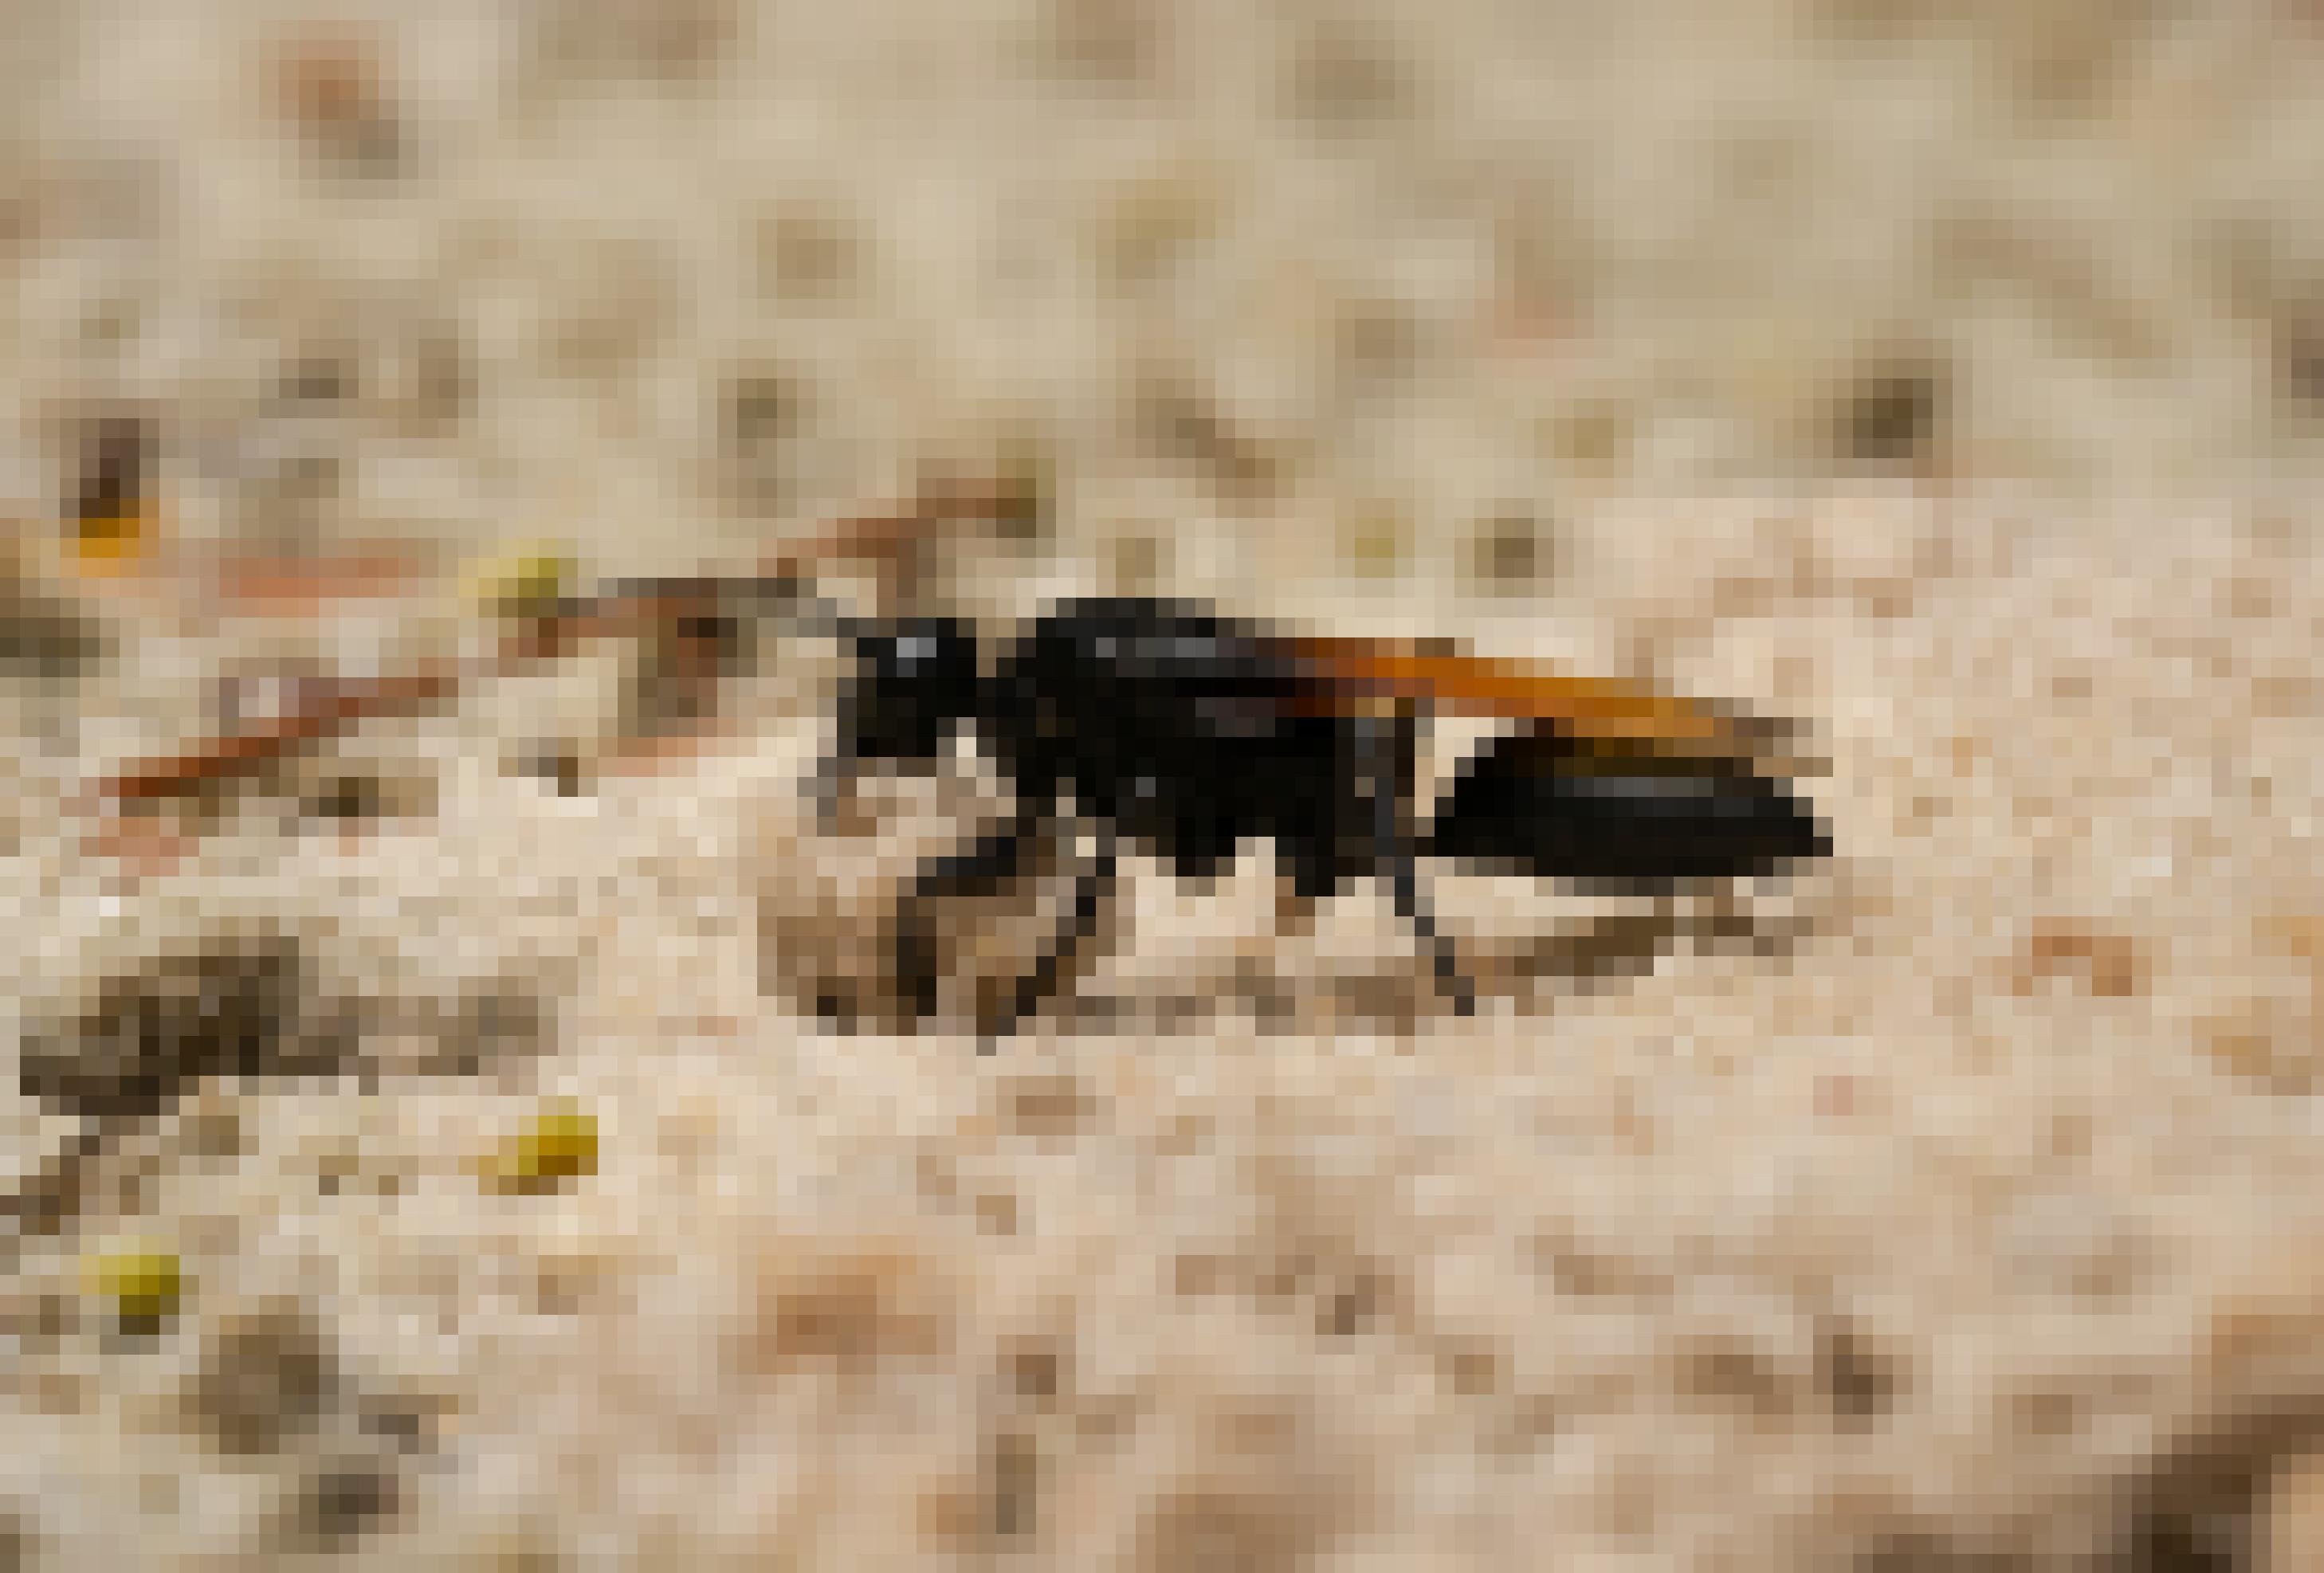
[748,477,1000,618]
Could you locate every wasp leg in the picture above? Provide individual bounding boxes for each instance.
[1388,841,1475,1018]
[983,827,1120,1050]
[805,749,852,829]
[1359,714,1475,1018]
[895,803,1050,1026]
[1273,878,1317,939]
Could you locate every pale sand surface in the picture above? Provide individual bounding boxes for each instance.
[6,6,2324,1569]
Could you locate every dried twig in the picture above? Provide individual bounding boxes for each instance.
[80,478,1023,819]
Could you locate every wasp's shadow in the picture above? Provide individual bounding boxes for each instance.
[1029,861,1831,1039]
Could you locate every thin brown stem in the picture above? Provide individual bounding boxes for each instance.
[80,481,1014,816]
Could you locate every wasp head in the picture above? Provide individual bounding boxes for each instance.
[837,618,983,767]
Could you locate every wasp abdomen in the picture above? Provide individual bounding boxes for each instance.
[1428,730,1828,886]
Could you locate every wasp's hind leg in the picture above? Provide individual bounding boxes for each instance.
[1356,714,1477,1019]
[1386,839,1476,1019]
[1397,875,1474,1018]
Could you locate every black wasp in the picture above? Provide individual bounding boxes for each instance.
[814,596,1829,1045]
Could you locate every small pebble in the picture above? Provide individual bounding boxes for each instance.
[82,1243,185,1324]
[462,544,579,622]
[478,1102,599,1194]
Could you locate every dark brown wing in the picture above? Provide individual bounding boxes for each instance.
[1282,635,1792,764]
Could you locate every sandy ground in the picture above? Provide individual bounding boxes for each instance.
[6,4,2324,1569]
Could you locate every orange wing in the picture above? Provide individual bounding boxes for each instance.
[1285,636,1788,763]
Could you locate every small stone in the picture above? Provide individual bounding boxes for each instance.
[462,544,578,622]
[479,1102,599,1194]
[83,1244,184,1324]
